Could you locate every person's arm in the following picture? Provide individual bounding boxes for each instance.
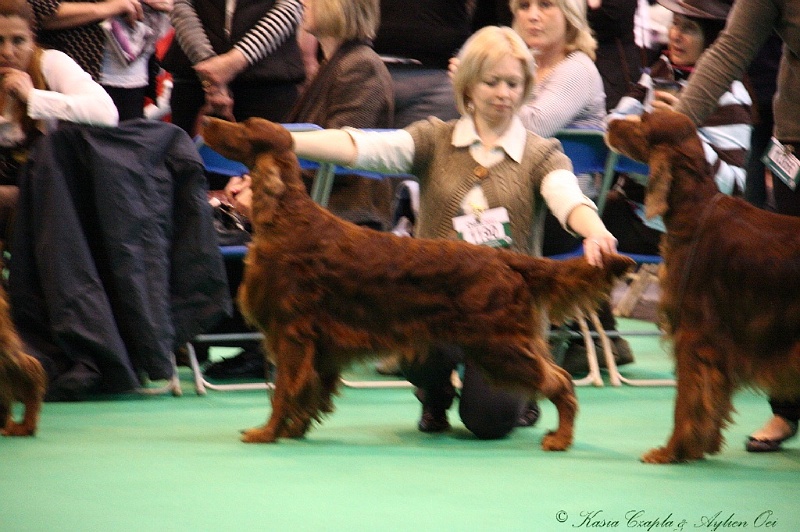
[37,0,143,29]
[567,203,617,266]
[290,129,360,166]
[518,53,603,137]
[675,0,777,126]
[184,0,303,87]
[232,0,302,67]
[230,127,412,217]
[169,0,215,64]
[541,168,616,265]
[27,50,119,126]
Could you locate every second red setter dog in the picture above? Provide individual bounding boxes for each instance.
[202,117,634,450]
[0,283,47,436]
[607,110,800,463]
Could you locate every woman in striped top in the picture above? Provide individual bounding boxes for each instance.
[162,0,305,135]
[511,0,606,137]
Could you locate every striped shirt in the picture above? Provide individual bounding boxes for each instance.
[170,0,302,66]
[607,55,753,195]
[519,51,607,137]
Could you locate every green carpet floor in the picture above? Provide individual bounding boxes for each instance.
[2,319,798,531]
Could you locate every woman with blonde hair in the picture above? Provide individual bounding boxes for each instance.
[279,25,618,439]
[510,0,606,136]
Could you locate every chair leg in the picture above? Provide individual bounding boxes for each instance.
[614,264,658,317]
[185,333,274,394]
[571,312,604,387]
[136,352,183,397]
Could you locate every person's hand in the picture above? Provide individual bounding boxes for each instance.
[106,0,144,24]
[224,174,253,218]
[652,90,679,111]
[142,0,172,12]
[195,49,248,87]
[203,83,234,120]
[447,56,460,81]
[0,68,34,104]
[582,230,618,267]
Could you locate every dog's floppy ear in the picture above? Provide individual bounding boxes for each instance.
[249,153,287,225]
[644,149,672,219]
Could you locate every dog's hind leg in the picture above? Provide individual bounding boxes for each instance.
[1,354,46,437]
[466,338,577,451]
[242,335,319,443]
[2,397,42,436]
[642,336,728,463]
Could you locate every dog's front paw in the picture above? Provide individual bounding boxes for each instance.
[1,421,36,437]
[241,426,278,443]
[641,446,681,464]
[541,430,572,451]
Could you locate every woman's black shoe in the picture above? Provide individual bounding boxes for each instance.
[417,405,451,433]
[204,349,266,379]
[745,420,799,452]
[516,401,540,427]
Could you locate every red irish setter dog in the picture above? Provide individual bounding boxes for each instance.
[201,117,633,450]
[0,283,47,436]
[607,110,800,463]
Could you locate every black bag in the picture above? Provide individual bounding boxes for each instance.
[212,202,251,246]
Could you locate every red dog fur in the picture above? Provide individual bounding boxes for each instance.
[607,110,800,463]
[202,117,634,450]
[0,283,47,436]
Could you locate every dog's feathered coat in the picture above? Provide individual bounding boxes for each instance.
[202,117,633,450]
[607,110,800,463]
[0,283,46,436]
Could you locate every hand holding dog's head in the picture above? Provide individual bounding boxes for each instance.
[607,110,705,219]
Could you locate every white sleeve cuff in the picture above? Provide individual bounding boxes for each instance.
[344,127,415,174]
[541,169,597,229]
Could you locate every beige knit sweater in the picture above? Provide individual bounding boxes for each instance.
[406,118,573,256]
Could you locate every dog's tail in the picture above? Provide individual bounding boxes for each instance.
[507,253,635,323]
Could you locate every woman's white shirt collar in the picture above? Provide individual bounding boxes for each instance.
[452,115,527,164]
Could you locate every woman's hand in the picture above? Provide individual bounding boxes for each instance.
[195,49,249,87]
[224,174,253,218]
[203,83,234,120]
[142,0,173,12]
[106,0,144,24]
[582,230,618,267]
[651,90,679,111]
[0,68,34,104]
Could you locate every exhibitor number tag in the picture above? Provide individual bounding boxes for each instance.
[763,137,800,190]
[452,207,512,248]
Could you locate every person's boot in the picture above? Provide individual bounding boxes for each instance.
[414,386,454,433]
